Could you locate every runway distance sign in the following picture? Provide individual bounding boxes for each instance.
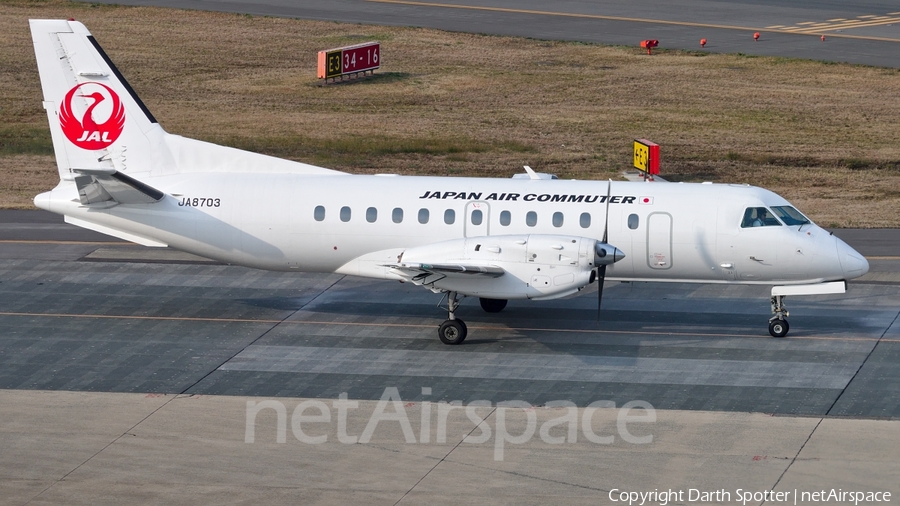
[633,139,660,175]
[317,42,380,80]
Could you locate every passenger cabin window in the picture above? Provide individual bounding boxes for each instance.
[741,207,781,228]
[500,210,511,226]
[314,205,325,222]
[770,206,810,226]
[526,211,537,227]
[580,212,591,229]
[471,209,483,225]
[444,209,456,225]
[340,206,351,222]
[627,214,639,230]
[418,208,429,224]
[552,212,564,228]
[392,208,403,224]
[366,207,377,223]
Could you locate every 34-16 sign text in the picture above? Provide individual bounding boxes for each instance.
[318,42,380,80]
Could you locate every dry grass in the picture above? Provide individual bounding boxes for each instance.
[3,1,900,226]
[0,155,57,208]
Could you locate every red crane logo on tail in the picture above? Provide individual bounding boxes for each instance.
[59,82,125,150]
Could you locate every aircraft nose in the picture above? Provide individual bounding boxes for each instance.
[836,237,869,279]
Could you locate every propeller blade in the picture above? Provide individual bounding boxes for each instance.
[596,265,607,321]
[602,180,611,243]
[598,179,612,321]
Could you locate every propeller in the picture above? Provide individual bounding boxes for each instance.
[593,180,626,320]
[597,180,612,321]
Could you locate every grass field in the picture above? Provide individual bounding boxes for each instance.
[3,1,900,226]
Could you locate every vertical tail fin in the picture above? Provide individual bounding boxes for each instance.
[30,19,165,181]
[32,19,347,183]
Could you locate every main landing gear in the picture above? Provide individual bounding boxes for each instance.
[438,291,467,345]
[437,295,510,344]
[768,294,789,338]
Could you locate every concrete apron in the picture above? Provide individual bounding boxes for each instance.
[1,390,897,505]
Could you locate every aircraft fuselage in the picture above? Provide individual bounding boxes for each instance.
[37,171,864,289]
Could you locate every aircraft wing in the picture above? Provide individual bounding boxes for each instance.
[385,262,505,284]
[73,168,165,205]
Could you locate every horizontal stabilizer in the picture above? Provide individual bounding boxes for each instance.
[65,216,167,247]
[73,168,165,205]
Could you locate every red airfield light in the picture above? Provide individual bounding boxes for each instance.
[821,35,826,41]
[753,32,760,41]
[700,38,707,47]
[640,39,659,55]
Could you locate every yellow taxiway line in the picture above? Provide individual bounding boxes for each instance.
[0,240,131,246]
[0,310,896,342]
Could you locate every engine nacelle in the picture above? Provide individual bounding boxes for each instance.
[394,234,624,300]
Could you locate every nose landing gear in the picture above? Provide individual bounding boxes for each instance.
[768,294,789,338]
[765,282,847,338]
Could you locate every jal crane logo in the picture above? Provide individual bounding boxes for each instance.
[59,82,125,150]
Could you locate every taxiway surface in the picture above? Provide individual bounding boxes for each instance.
[2,210,898,418]
[79,0,900,67]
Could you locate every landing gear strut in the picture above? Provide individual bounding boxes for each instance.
[438,291,467,345]
[768,295,789,338]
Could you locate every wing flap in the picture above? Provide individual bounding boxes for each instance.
[386,262,505,283]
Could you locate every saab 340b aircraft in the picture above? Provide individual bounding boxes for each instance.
[29,20,869,344]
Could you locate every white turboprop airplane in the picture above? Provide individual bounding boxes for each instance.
[29,19,869,344]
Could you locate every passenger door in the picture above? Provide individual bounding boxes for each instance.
[647,212,673,270]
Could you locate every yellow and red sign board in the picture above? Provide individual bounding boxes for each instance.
[317,42,380,80]
[633,139,660,175]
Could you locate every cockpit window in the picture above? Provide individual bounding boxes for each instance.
[770,206,811,226]
[741,207,782,228]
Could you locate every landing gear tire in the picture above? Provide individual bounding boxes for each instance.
[769,319,789,338]
[438,291,468,344]
[438,319,467,345]
[479,298,508,313]
[769,294,790,338]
